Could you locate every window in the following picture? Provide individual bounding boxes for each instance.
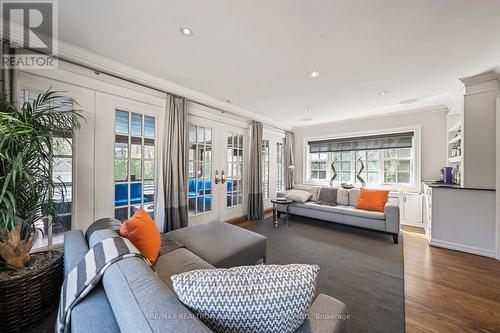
[332,151,352,182]
[20,90,74,248]
[355,150,380,184]
[50,135,73,238]
[226,133,244,207]
[309,153,328,180]
[262,140,270,199]
[188,125,213,216]
[307,132,415,187]
[383,148,412,184]
[114,110,156,221]
[276,142,284,193]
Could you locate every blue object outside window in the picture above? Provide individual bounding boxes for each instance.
[130,183,142,204]
[115,183,128,207]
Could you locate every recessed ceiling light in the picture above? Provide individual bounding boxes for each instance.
[378,91,388,95]
[300,117,313,121]
[399,98,418,104]
[306,107,312,112]
[310,71,320,79]
[180,27,192,36]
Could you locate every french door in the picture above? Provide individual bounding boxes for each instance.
[187,116,248,225]
[94,92,165,224]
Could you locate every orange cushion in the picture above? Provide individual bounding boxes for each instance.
[355,188,390,213]
[119,208,161,263]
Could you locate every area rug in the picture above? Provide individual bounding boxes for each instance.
[245,216,405,333]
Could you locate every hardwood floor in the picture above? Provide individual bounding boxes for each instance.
[403,225,500,333]
[233,219,500,332]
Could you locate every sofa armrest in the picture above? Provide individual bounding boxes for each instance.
[64,230,88,278]
[384,197,400,234]
[304,294,348,333]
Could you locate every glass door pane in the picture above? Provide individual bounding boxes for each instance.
[114,110,156,221]
[188,125,213,216]
[226,132,244,207]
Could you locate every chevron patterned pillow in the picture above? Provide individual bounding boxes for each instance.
[171,264,319,333]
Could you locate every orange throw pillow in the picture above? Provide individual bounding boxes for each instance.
[355,188,390,213]
[119,208,161,263]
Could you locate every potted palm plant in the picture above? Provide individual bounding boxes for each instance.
[0,89,82,332]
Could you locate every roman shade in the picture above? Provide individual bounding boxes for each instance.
[308,132,414,153]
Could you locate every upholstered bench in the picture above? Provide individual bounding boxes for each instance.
[166,220,267,268]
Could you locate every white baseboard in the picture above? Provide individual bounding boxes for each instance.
[428,238,496,258]
[401,221,424,228]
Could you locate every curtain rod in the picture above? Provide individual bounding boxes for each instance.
[16,43,287,131]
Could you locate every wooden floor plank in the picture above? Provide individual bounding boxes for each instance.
[402,226,500,333]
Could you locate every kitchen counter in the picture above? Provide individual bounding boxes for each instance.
[422,183,496,258]
[423,181,495,192]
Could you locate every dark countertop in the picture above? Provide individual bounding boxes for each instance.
[423,181,496,192]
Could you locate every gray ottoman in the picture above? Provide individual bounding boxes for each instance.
[166,220,267,268]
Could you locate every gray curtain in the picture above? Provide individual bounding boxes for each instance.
[0,41,18,103]
[247,121,263,220]
[159,94,189,232]
[284,131,295,190]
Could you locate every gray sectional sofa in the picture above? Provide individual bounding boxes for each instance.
[278,185,400,243]
[64,219,348,333]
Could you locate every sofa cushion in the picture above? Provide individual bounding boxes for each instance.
[301,202,386,220]
[293,185,320,201]
[337,188,349,206]
[119,208,161,263]
[285,189,313,203]
[317,187,338,206]
[166,220,267,268]
[154,248,214,292]
[171,264,319,333]
[103,257,212,333]
[295,294,348,333]
[348,188,360,207]
[281,204,387,232]
[355,188,390,213]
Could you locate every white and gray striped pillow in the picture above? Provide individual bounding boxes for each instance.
[171,264,319,333]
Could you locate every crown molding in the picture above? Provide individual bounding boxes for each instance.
[460,70,499,85]
[293,104,449,130]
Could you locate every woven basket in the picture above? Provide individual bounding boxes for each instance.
[0,250,63,332]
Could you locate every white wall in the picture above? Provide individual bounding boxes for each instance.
[293,108,448,188]
[462,76,499,189]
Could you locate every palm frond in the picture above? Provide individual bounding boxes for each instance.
[0,89,83,241]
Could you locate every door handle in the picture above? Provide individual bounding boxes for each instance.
[215,170,220,184]
[221,170,226,184]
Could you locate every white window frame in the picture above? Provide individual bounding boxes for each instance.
[303,126,422,192]
[276,141,285,193]
[262,140,270,199]
[309,152,329,180]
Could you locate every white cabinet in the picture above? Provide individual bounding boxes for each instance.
[425,185,496,258]
[399,192,423,227]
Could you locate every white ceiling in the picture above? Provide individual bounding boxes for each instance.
[58,0,500,127]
